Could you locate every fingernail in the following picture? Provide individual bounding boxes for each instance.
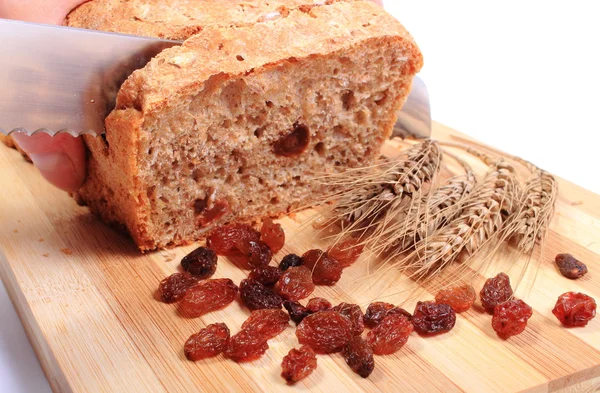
[29,151,81,192]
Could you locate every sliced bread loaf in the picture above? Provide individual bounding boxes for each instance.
[68,0,423,250]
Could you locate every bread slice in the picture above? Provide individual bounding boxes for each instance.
[0,134,31,162]
[68,1,423,251]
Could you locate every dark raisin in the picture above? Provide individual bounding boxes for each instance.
[273,122,310,157]
[332,302,364,336]
[275,266,315,301]
[343,336,375,378]
[552,292,596,327]
[412,301,456,335]
[492,299,533,339]
[366,314,413,355]
[306,297,332,313]
[224,330,269,362]
[235,240,272,268]
[480,273,513,313]
[283,300,311,325]
[260,218,285,254]
[207,224,260,256]
[180,278,238,317]
[302,249,343,285]
[296,310,353,353]
[248,266,282,286]
[158,272,198,303]
[435,285,476,313]
[280,253,303,271]
[180,247,217,278]
[184,323,230,361]
[555,254,588,279]
[281,346,317,384]
[241,309,289,340]
[240,278,283,310]
[328,238,364,268]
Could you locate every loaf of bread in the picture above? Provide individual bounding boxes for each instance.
[66,0,423,251]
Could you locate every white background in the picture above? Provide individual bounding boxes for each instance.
[1,1,599,392]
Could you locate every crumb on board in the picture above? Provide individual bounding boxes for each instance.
[12,229,18,233]
[38,238,45,242]
[42,253,49,258]
[60,248,73,256]
[571,200,583,206]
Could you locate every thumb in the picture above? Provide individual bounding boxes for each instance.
[11,132,86,192]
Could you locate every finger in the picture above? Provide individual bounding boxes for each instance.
[0,0,89,24]
[11,132,86,192]
[371,0,384,6]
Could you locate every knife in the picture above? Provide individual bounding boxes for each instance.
[0,19,431,139]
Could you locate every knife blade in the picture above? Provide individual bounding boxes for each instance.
[0,19,181,137]
[0,19,431,139]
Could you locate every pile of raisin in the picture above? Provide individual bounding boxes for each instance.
[279,253,303,271]
[281,346,317,384]
[302,249,343,285]
[364,302,411,329]
[184,323,230,361]
[332,303,365,336]
[480,273,513,313]
[435,285,476,313]
[180,278,238,318]
[240,278,283,310]
[491,299,533,339]
[366,314,413,355]
[180,247,218,278]
[552,292,597,327]
[555,254,588,279]
[248,266,282,287]
[412,301,456,335]
[275,266,315,301]
[327,238,364,268]
[158,272,198,303]
[296,310,353,353]
[260,218,285,254]
[343,336,375,378]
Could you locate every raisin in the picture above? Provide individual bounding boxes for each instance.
[260,218,285,254]
[366,314,413,355]
[158,272,198,303]
[412,301,456,335]
[180,278,238,317]
[180,247,217,279]
[184,323,230,361]
[224,330,269,362]
[240,278,283,311]
[302,249,343,285]
[306,297,332,313]
[207,224,260,256]
[279,253,303,271]
[364,302,411,328]
[283,300,311,325]
[480,273,513,313]
[492,299,533,339]
[235,240,272,268]
[343,336,375,378]
[555,254,588,279]
[435,285,476,313]
[273,122,310,157]
[281,346,317,384]
[197,200,230,227]
[328,238,364,268]
[296,310,353,353]
[275,266,315,301]
[552,292,597,327]
[248,266,282,287]
[241,309,289,340]
[332,302,365,336]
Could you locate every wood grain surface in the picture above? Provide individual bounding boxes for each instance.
[1,123,599,393]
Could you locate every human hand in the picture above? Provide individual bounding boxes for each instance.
[0,0,88,192]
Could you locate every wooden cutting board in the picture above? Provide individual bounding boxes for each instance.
[1,123,599,393]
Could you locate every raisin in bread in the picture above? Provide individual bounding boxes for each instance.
[67,0,423,250]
